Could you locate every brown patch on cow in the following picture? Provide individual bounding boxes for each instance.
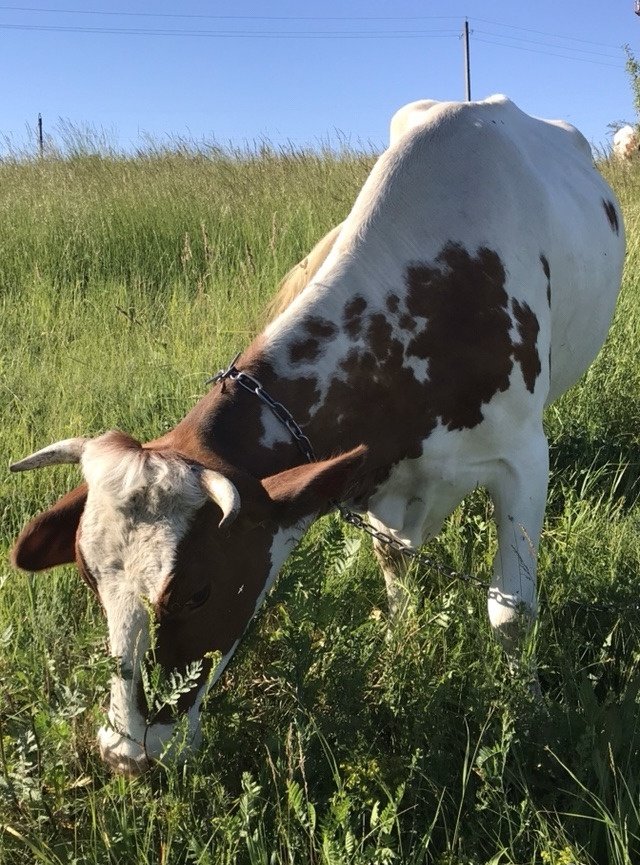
[285,246,514,501]
[367,313,395,359]
[602,199,620,235]
[305,316,337,338]
[289,337,320,364]
[386,294,400,313]
[404,244,514,429]
[540,255,551,307]
[282,244,543,502]
[343,296,367,339]
[147,448,367,722]
[511,299,541,393]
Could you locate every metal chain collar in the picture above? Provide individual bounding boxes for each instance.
[209,355,489,590]
[208,354,316,464]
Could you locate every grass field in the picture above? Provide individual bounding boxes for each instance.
[1,136,640,864]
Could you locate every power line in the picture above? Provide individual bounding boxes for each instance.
[0,22,460,38]
[0,7,626,71]
[0,7,626,58]
[474,37,625,69]
[0,5,623,54]
[0,5,460,21]
[473,16,623,51]
[474,28,622,61]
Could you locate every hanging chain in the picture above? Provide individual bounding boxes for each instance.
[209,356,488,590]
[335,504,490,589]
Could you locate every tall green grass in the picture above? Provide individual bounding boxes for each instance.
[1,137,640,864]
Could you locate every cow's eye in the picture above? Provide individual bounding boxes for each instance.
[186,585,211,610]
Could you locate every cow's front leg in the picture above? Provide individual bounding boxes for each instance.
[372,538,412,619]
[486,430,549,655]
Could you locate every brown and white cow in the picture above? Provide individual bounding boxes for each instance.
[613,124,639,160]
[11,95,625,775]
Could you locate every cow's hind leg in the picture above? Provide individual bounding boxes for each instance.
[486,427,548,666]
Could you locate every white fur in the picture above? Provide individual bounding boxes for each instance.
[388,99,441,144]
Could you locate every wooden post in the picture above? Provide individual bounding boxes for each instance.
[38,113,44,157]
[463,19,471,102]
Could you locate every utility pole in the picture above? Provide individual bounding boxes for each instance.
[463,19,471,101]
[37,113,44,157]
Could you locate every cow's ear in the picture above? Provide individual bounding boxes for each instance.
[261,446,367,519]
[11,484,87,571]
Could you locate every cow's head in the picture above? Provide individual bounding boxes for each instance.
[11,430,365,775]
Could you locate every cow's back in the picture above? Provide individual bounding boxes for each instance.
[303,95,624,406]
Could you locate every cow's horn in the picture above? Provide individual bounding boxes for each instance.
[10,437,88,472]
[200,470,241,529]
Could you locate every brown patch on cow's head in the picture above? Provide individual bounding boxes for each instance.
[540,254,551,307]
[602,199,620,235]
[147,445,367,722]
[150,503,275,719]
[511,299,541,393]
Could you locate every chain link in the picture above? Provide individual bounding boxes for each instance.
[209,355,487,589]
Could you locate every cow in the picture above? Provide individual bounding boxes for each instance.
[10,95,625,776]
[613,124,639,160]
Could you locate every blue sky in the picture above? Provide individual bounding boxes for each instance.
[1,1,639,154]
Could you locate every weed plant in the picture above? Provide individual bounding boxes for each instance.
[1,132,640,864]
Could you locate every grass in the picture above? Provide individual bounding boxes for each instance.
[1,135,640,864]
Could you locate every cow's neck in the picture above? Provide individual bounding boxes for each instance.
[165,297,376,479]
[163,252,415,505]
[164,334,341,477]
